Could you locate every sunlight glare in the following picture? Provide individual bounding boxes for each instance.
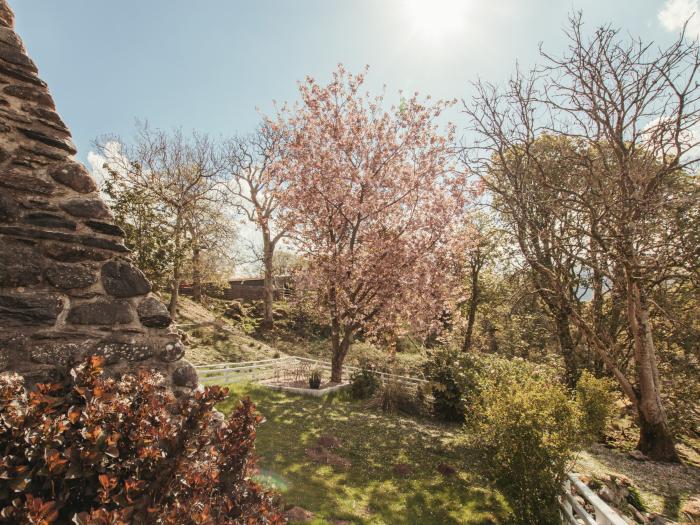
[404,0,470,44]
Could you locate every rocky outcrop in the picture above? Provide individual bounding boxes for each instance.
[0,0,194,390]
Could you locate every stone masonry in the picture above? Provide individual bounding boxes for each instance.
[0,0,196,390]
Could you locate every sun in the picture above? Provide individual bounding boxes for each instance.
[404,0,470,44]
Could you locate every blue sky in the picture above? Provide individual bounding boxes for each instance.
[11,0,692,168]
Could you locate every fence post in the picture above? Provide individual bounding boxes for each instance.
[563,477,573,516]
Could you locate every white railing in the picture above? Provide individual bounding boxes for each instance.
[193,356,427,388]
[195,357,295,384]
[560,473,627,525]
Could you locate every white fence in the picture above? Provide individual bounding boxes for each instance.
[560,473,627,525]
[194,356,427,389]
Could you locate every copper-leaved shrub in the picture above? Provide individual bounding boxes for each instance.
[0,357,283,525]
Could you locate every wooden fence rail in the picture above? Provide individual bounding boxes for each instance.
[560,473,627,525]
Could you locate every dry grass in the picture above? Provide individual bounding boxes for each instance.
[174,296,283,365]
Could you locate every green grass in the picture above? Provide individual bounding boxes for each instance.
[218,383,511,525]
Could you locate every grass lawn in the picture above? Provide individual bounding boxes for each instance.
[217,384,511,525]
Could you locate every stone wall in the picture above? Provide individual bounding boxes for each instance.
[0,0,196,390]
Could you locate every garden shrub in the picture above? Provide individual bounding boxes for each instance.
[0,357,283,525]
[349,363,380,399]
[575,369,617,442]
[423,348,464,421]
[475,365,583,525]
[423,348,483,422]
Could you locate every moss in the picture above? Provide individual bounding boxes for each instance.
[627,485,648,512]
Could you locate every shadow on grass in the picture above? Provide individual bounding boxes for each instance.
[218,384,512,524]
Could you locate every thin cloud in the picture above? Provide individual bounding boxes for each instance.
[658,0,700,39]
[87,141,126,195]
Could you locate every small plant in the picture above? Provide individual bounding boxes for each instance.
[349,364,380,399]
[627,485,647,512]
[309,369,322,389]
[576,369,617,442]
[369,378,421,415]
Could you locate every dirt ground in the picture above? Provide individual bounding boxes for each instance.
[576,443,700,520]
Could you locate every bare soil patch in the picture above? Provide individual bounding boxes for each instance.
[576,443,700,517]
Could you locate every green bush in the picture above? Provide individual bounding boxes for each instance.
[349,364,381,399]
[475,364,583,525]
[575,370,617,442]
[423,348,483,422]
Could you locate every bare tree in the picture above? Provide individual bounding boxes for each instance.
[97,123,226,318]
[466,14,700,461]
[223,123,288,329]
[185,201,237,302]
[545,15,700,462]
[464,78,585,387]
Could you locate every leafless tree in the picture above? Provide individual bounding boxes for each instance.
[223,122,289,329]
[464,75,586,388]
[185,201,237,302]
[466,14,700,461]
[97,123,226,318]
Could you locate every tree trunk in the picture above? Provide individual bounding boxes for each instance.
[261,231,274,330]
[461,262,480,352]
[626,276,679,462]
[529,267,580,387]
[168,218,182,319]
[168,263,180,319]
[330,319,352,383]
[554,309,578,389]
[191,244,202,303]
[484,320,498,354]
[637,411,679,462]
[590,238,606,376]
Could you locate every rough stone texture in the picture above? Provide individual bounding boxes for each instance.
[60,197,111,219]
[67,299,134,325]
[0,0,192,389]
[45,262,96,290]
[0,291,63,326]
[137,296,172,328]
[0,170,55,194]
[48,161,97,193]
[29,341,90,366]
[23,211,77,230]
[0,192,19,221]
[91,337,156,364]
[85,220,124,237]
[159,340,185,362]
[0,239,42,286]
[102,261,151,297]
[42,241,111,262]
[172,363,198,388]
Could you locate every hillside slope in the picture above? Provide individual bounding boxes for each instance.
[175,297,282,365]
